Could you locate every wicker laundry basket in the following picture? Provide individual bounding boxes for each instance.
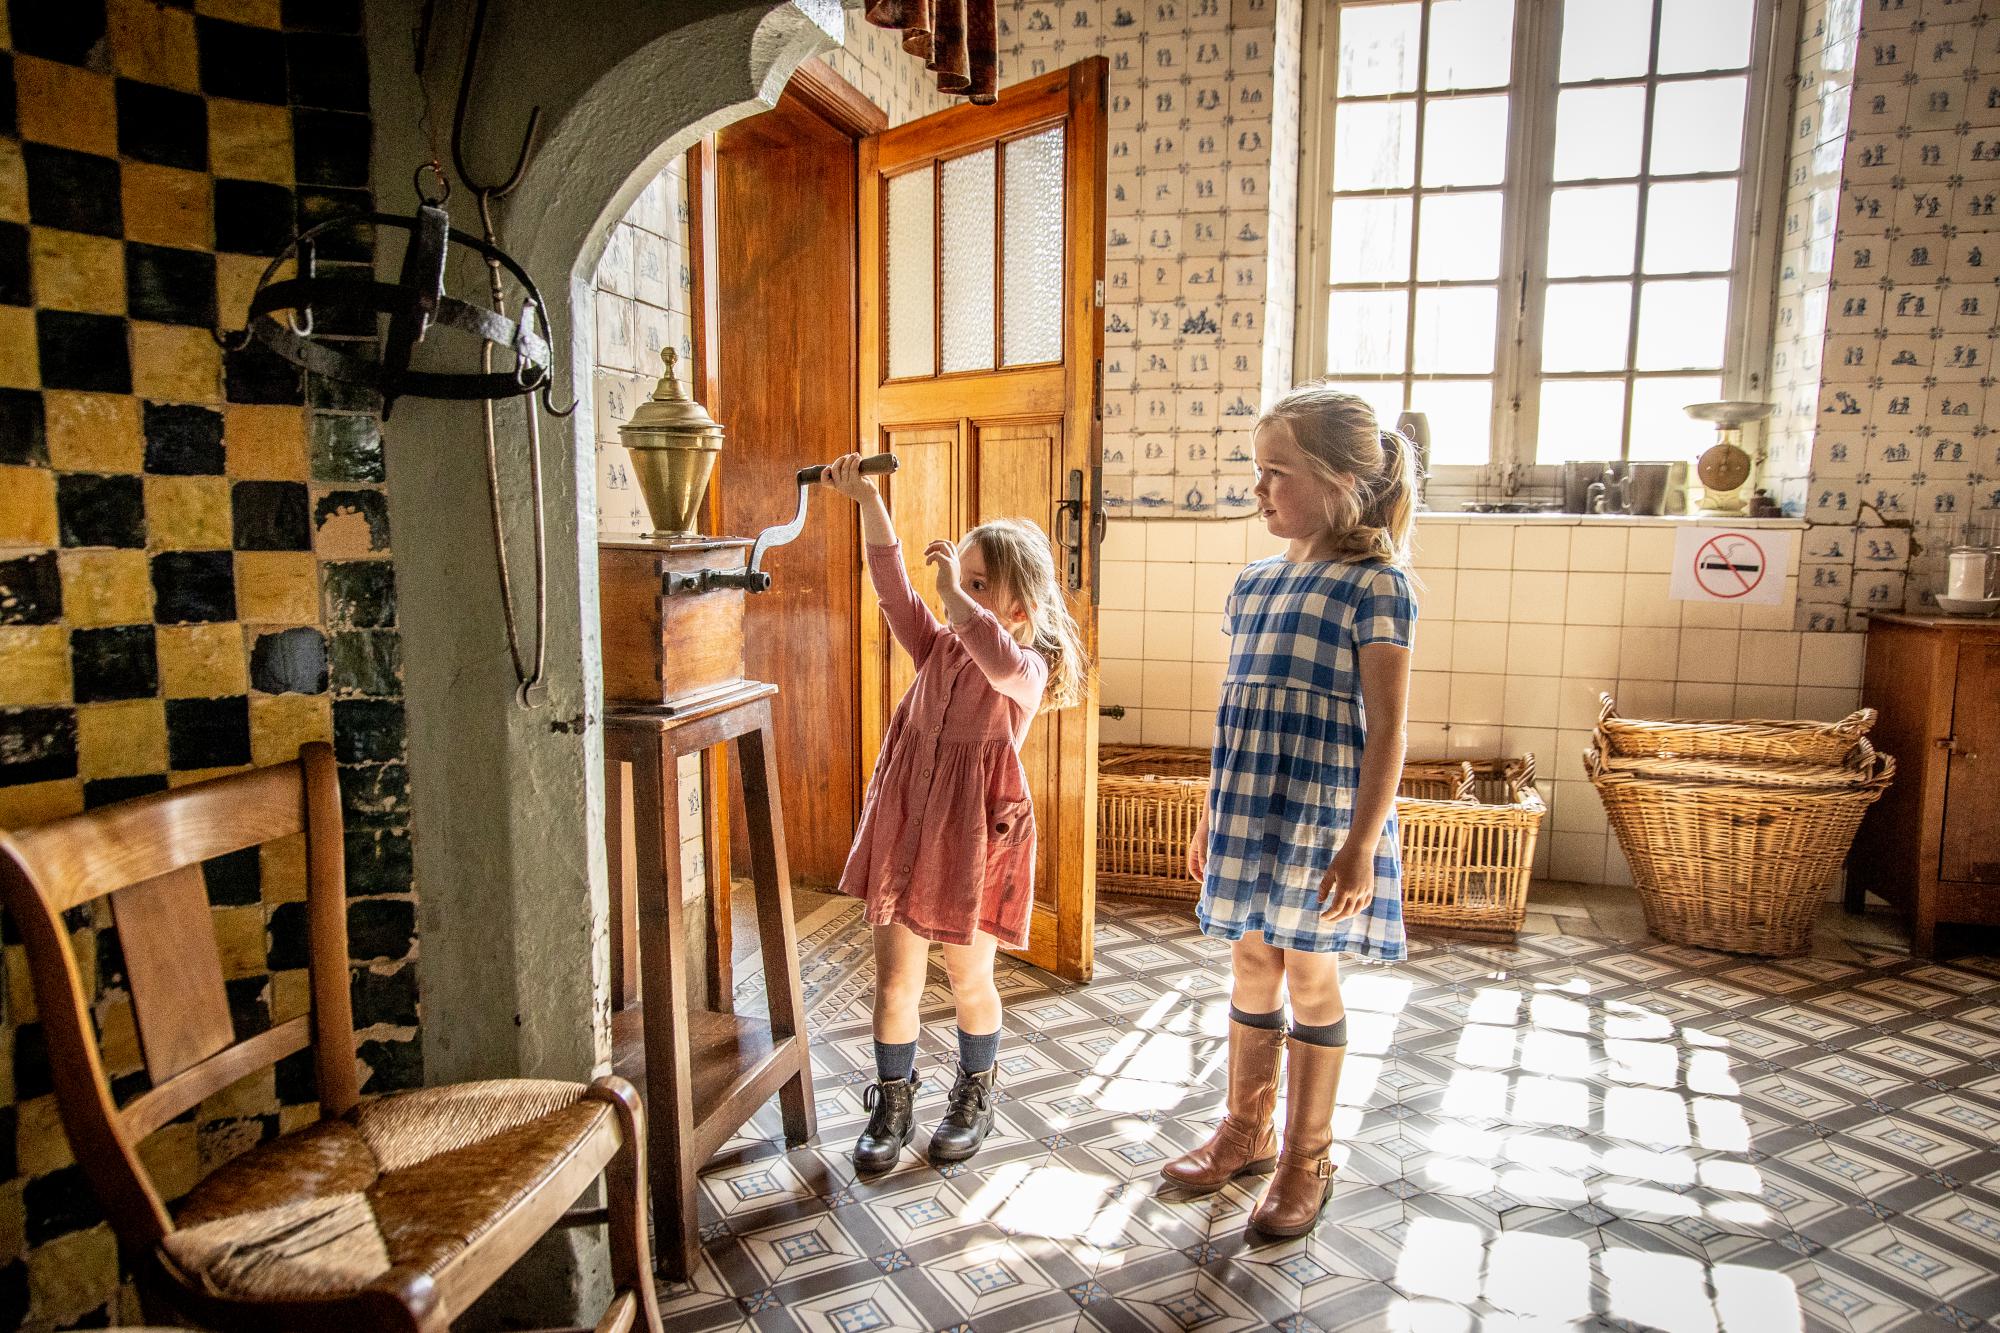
[1096,746,1545,933]
[1587,741,1895,956]
[1596,693,1875,767]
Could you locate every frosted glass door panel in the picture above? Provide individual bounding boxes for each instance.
[1002,128,1065,367]
[940,147,997,373]
[1559,0,1650,80]
[1338,2,1420,95]
[886,167,936,380]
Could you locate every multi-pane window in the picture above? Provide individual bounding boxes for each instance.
[1298,0,1788,468]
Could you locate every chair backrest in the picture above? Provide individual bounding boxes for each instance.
[0,742,359,1247]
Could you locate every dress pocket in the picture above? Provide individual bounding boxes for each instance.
[989,798,1034,845]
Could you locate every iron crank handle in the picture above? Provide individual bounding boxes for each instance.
[796,454,899,485]
[735,455,901,589]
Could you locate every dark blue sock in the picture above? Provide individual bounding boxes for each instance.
[957,1026,1000,1074]
[1290,1016,1348,1048]
[1229,1004,1287,1030]
[875,1039,916,1081]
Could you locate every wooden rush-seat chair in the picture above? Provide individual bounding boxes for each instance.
[0,743,665,1333]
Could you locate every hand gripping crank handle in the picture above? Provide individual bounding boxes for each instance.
[740,454,899,584]
[666,454,899,595]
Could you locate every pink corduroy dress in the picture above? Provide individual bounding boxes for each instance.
[834,542,1049,947]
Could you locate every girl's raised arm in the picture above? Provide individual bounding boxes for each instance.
[821,454,946,667]
[946,605,1048,713]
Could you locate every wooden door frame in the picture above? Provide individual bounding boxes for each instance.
[854,60,1108,980]
[686,59,888,901]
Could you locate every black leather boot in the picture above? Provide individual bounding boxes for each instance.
[853,1076,920,1173]
[927,1065,997,1164]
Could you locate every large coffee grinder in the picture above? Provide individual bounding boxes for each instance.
[600,348,894,711]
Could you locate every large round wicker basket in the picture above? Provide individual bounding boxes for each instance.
[1596,693,1875,767]
[1586,744,1894,956]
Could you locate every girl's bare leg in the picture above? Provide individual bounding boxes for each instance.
[1231,932,1288,1014]
[1281,949,1343,1027]
[939,931,1002,1037]
[871,922,930,1045]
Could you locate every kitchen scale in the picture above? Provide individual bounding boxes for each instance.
[1684,401,1774,515]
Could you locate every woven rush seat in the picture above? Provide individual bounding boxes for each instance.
[167,1080,608,1301]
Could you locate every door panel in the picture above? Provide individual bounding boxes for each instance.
[858,60,1107,980]
[1941,640,2000,885]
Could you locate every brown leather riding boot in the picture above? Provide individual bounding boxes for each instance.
[1248,1037,1345,1237]
[1160,1020,1285,1193]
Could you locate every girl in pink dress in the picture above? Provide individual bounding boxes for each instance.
[819,454,1086,1170]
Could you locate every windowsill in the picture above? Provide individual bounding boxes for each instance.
[1415,510,1806,528]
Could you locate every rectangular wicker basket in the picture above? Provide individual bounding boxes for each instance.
[1096,744,1546,932]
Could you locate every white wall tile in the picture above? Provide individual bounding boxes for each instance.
[1460,523,1515,569]
[1614,679,1678,717]
[1503,675,1561,729]
[1550,830,1606,883]
[1099,656,1143,705]
[1143,610,1196,660]
[1622,573,1683,627]
[1411,521,1460,567]
[1413,569,1456,620]
[1141,708,1197,746]
[1562,625,1623,678]
[1411,621,1454,673]
[1409,671,1453,723]
[1142,660,1193,708]
[1551,780,1607,835]
[1146,561,1196,610]
[1509,571,1569,624]
[1456,569,1513,621]
[1736,631,1802,685]
[1734,684,1797,717]
[1447,724,1502,760]
[1101,560,1146,609]
[1247,525,1288,560]
[1625,527,1678,573]
[1795,685,1863,721]
[1674,681,1736,716]
[1558,678,1618,731]
[1680,599,1744,629]
[1191,661,1226,713]
[1797,631,1866,687]
[1102,519,1147,562]
[1193,612,1231,662]
[1677,628,1742,684]
[1451,621,1510,675]
[1569,526,1630,572]
[1450,673,1507,726]
[1618,627,1682,681]
[1506,623,1566,677]
[1193,563,1238,614]
[1555,729,1596,781]
[1407,721,1452,757]
[1193,518,1249,564]
[1147,521,1199,563]
[1514,526,1571,570]
[1565,573,1625,626]
[1100,609,1145,654]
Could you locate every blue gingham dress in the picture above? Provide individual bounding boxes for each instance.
[1197,557,1417,960]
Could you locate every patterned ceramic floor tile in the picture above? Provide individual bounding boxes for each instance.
[653,897,2000,1331]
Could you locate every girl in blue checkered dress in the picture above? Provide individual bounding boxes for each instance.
[1160,384,1417,1240]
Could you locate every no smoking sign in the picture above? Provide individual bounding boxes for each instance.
[1669,526,1796,606]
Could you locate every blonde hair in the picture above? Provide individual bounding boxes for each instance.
[962,518,1089,710]
[1261,383,1419,568]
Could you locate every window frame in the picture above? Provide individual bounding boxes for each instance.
[1293,0,1801,481]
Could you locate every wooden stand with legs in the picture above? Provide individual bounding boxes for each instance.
[604,681,816,1280]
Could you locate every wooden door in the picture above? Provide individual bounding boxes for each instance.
[857,59,1107,980]
[1941,636,2000,886]
[708,67,885,886]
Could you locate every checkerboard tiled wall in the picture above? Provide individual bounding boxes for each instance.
[0,0,416,1325]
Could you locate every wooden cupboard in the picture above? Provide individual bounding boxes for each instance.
[1852,611,2000,955]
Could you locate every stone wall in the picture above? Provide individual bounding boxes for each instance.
[0,1,414,1326]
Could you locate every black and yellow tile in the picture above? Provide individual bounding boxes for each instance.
[0,1,414,1326]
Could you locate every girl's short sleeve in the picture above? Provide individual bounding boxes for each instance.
[1355,564,1417,648]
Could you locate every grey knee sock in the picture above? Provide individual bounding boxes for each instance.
[874,1039,916,1081]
